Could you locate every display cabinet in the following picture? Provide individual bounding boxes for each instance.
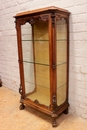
[14,6,70,127]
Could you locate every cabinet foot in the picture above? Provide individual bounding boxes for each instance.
[52,118,58,127]
[63,107,68,114]
[19,103,25,110]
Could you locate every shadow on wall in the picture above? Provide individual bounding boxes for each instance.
[0,76,2,87]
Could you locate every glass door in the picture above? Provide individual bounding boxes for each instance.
[21,20,50,107]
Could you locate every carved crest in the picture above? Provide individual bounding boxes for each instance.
[18,19,27,25]
[40,14,49,21]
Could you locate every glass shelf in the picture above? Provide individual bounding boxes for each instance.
[22,40,49,41]
[23,61,49,66]
[57,61,66,66]
[56,39,66,41]
[25,80,66,89]
[25,81,49,88]
[22,39,66,41]
[23,60,66,66]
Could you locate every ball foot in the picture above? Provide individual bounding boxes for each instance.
[19,103,25,110]
[52,118,58,127]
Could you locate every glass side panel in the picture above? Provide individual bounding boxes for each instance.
[21,23,35,94]
[56,18,67,106]
[23,62,35,94]
[57,64,66,105]
[21,21,50,107]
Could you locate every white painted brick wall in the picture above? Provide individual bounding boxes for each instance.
[0,0,87,119]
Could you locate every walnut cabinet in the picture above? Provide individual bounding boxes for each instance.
[14,6,70,127]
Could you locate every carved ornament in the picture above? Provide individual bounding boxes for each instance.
[34,99,40,104]
[51,12,55,27]
[40,14,49,21]
[19,84,22,95]
[52,95,56,104]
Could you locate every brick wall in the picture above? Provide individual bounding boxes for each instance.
[0,0,87,119]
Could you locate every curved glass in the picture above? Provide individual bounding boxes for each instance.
[21,20,50,107]
[56,18,67,106]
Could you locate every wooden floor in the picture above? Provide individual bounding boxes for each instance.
[0,86,87,130]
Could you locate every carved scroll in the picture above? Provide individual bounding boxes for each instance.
[16,17,35,26]
[19,84,25,101]
[19,84,22,95]
[56,13,69,23]
[56,14,62,21]
[29,18,34,25]
[64,17,69,23]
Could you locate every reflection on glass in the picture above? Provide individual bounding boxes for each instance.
[21,21,50,106]
[56,18,67,106]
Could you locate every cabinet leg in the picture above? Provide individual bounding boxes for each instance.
[63,107,68,114]
[19,103,25,110]
[52,118,58,127]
